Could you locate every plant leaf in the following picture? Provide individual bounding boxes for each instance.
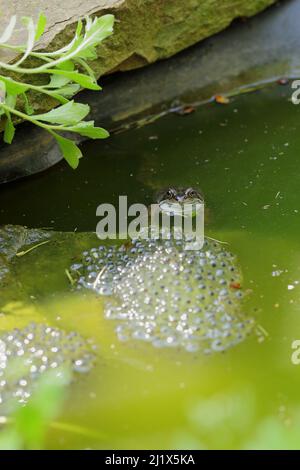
[39,20,83,58]
[47,69,100,90]
[0,81,6,116]
[22,93,34,115]
[4,112,15,144]
[75,58,96,80]
[56,60,75,71]
[52,133,82,168]
[35,13,47,41]
[0,79,6,101]
[67,121,109,139]
[14,17,35,66]
[6,94,17,109]
[0,15,16,44]
[68,15,114,60]
[14,367,71,450]
[0,76,29,96]
[46,74,71,88]
[34,100,90,125]
[52,84,80,97]
[34,15,114,70]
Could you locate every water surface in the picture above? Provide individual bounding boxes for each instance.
[1,85,300,449]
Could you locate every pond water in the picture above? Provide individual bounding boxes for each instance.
[1,84,300,449]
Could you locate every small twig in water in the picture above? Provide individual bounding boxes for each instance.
[256,323,269,337]
[50,420,106,440]
[65,269,75,286]
[16,240,51,257]
[206,236,229,245]
[93,266,107,289]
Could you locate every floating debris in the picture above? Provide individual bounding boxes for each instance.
[0,225,51,261]
[277,78,289,86]
[175,105,196,116]
[16,240,51,257]
[215,95,230,105]
[0,323,95,410]
[72,237,254,354]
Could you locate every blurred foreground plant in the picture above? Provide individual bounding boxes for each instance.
[0,13,114,168]
[0,367,71,450]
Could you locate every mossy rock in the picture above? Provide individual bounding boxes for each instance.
[1,0,276,115]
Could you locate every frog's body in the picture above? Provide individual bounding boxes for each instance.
[71,188,254,353]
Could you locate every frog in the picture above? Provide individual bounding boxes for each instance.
[155,187,204,215]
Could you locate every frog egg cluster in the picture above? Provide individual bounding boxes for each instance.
[70,241,158,296]
[72,238,254,353]
[0,264,9,282]
[0,323,95,409]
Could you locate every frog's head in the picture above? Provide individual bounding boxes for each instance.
[156,187,204,216]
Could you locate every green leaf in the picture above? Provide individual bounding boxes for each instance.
[35,13,47,41]
[53,84,80,97]
[14,367,71,450]
[75,19,83,38]
[6,94,17,109]
[47,69,101,90]
[52,133,82,168]
[14,17,35,66]
[67,121,109,139]
[56,60,75,71]
[34,100,90,125]
[4,112,15,144]
[70,15,114,60]
[37,14,114,70]
[0,76,29,96]
[46,74,71,88]
[0,79,6,101]
[22,93,34,115]
[0,15,16,44]
[75,58,96,80]
[0,429,22,450]
[0,80,5,116]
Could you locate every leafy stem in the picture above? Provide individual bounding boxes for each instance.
[0,13,114,168]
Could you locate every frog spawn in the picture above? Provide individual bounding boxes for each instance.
[0,323,95,410]
[71,238,254,353]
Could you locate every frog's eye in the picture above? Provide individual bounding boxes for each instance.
[166,189,175,199]
[186,189,198,198]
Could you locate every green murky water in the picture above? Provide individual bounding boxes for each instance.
[1,84,300,449]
